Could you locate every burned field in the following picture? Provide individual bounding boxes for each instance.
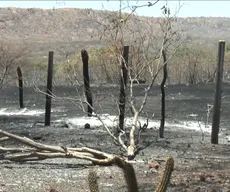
[0,83,230,192]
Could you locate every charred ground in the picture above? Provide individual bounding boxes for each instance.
[0,83,230,191]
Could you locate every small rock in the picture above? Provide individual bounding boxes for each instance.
[49,188,59,192]
[199,174,206,182]
[85,123,90,129]
[32,136,42,140]
[149,160,160,169]
[61,123,69,128]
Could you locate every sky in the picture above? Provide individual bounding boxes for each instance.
[0,1,229,18]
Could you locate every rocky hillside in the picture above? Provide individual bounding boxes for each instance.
[0,7,230,60]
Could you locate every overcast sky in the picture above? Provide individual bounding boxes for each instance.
[0,1,229,17]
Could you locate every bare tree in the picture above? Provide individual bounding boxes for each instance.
[32,0,182,160]
[56,0,182,159]
[0,40,28,88]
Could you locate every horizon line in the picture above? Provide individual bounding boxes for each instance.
[1,6,230,19]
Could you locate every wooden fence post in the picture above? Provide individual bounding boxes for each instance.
[45,51,54,126]
[81,49,93,117]
[159,49,168,138]
[211,40,225,144]
[17,66,24,108]
[118,46,129,132]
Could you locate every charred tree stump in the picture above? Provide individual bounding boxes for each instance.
[17,66,24,108]
[81,49,93,117]
[118,46,129,132]
[45,51,54,126]
[211,40,225,144]
[160,49,168,138]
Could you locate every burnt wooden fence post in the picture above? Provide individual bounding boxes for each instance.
[118,46,129,132]
[211,40,225,144]
[45,51,54,126]
[159,49,168,138]
[17,66,24,108]
[81,49,93,117]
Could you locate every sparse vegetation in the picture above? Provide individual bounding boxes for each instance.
[0,7,230,86]
[0,40,28,88]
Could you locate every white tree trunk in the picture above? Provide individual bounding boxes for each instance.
[127,112,139,159]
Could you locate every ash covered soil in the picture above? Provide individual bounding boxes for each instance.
[0,83,230,192]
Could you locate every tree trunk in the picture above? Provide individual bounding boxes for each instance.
[118,46,129,132]
[127,112,138,160]
[81,49,93,117]
[211,40,225,144]
[160,49,168,138]
[45,51,54,126]
[17,66,24,108]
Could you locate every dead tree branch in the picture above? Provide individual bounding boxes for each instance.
[0,128,130,165]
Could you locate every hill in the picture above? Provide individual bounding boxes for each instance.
[0,7,230,61]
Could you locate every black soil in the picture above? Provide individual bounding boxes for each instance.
[0,83,230,192]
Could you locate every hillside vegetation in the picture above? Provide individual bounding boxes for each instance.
[0,7,230,86]
[0,8,230,55]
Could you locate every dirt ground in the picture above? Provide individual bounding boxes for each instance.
[0,84,230,191]
[0,119,230,192]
